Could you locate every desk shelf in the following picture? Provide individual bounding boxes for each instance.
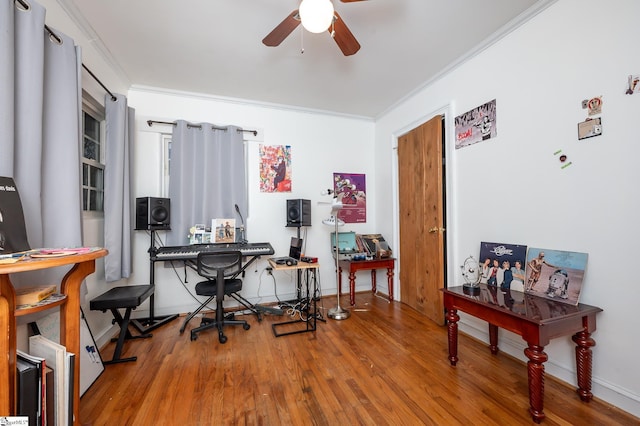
[14,294,67,317]
[0,248,107,424]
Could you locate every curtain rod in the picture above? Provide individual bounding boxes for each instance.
[14,0,117,102]
[81,64,117,102]
[147,120,258,137]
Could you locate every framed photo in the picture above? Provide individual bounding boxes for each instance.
[213,218,235,243]
[525,247,588,305]
[578,117,602,140]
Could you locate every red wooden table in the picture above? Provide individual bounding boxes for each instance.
[338,258,395,305]
[441,284,602,423]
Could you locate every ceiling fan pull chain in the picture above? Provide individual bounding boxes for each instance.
[300,26,305,54]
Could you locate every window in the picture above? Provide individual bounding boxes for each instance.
[82,93,105,212]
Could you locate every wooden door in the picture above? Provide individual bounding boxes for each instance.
[398,115,445,324]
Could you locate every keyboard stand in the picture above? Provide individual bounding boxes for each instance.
[131,230,179,334]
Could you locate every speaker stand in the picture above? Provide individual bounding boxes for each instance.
[131,230,178,333]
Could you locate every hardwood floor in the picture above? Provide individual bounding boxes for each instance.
[80,293,637,425]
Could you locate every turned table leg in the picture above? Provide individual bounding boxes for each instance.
[446,308,460,366]
[371,269,377,294]
[489,323,499,355]
[349,271,356,306]
[524,344,548,423]
[386,267,394,301]
[572,330,596,401]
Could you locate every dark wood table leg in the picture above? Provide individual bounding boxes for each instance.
[446,308,460,366]
[349,271,356,306]
[572,330,596,401]
[386,266,394,301]
[524,344,548,423]
[488,323,499,355]
[371,269,377,294]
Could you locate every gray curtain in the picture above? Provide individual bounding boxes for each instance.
[104,94,134,282]
[0,0,83,277]
[168,121,247,246]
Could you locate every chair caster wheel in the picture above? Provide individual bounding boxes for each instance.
[190,332,197,341]
[219,333,227,344]
[243,323,250,330]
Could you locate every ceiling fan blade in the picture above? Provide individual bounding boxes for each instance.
[262,10,301,47]
[330,11,361,56]
[340,0,368,2]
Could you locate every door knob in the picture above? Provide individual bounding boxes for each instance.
[429,227,445,233]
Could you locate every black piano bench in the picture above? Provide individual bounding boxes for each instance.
[90,285,154,364]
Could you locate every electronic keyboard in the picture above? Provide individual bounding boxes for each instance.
[154,242,274,261]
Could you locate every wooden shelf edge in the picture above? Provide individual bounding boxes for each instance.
[15,294,67,317]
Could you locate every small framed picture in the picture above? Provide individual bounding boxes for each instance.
[213,218,236,243]
[578,117,602,140]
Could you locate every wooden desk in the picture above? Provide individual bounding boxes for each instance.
[442,285,602,423]
[338,258,395,305]
[0,248,107,423]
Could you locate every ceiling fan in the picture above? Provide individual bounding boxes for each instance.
[262,0,367,56]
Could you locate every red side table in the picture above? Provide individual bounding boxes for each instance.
[338,258,395,305]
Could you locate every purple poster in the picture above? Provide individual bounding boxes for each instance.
[333,173,366,223]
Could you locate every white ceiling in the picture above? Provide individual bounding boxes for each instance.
[57,0,550,118]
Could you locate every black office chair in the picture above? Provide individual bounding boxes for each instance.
[190,250,250,343]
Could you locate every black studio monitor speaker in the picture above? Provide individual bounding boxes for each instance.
[286,199,311,227]
[135,197,171,230]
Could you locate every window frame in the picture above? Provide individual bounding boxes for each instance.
[81,91,106,217]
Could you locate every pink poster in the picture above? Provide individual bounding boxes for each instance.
[259,145,291,193]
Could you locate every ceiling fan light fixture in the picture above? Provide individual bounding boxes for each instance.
[299,0,335,34]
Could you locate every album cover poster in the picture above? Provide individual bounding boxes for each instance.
[455,99,497,149]
[333,173,366,224]
[0,176,31,253]
[525,247,588,306]
[479,241,528,292]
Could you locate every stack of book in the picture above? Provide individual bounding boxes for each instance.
[16,350,52,425]
[17,335,75,426]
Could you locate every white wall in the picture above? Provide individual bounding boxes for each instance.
[375,0,640,417]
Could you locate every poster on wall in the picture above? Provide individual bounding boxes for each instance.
[259,144,291,193]
[454,99,497,149]
[333,173,366,223]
